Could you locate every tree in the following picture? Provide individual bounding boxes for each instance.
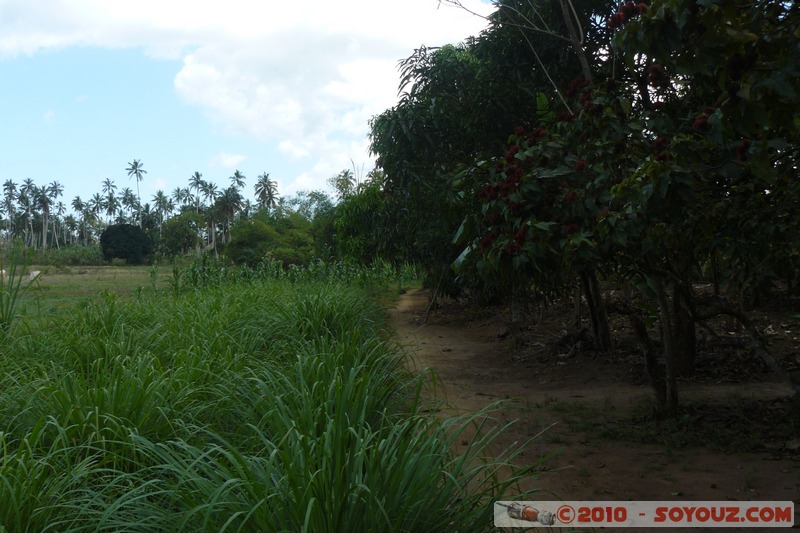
[453,0,800,413]
[126,159,146,228]
[99,223,153,264]
[328,169,356,200]
[3,180,16,241]
[161,211,204,257]
[189,172,204,213]
[254,172,279,210]
[230,170,246,191]
[152,190,174,236]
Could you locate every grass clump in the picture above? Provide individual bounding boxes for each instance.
[0,276,536,531]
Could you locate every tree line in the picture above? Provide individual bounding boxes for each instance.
[348,0,799,414]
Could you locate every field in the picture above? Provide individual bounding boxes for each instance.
[0,263,533,532]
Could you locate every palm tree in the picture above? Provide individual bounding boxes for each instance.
[126,159,146,228]
[152,190,173,235]
[46,181,63,249]
[88,193,105,227]
[329,169,356,200]
[101,178,117,197]
[105,192,120,224]
[72,196,87,244]
[119,187,137,223]
[230,170,246,191]
[19,179,36,247]
[200,181,219,251]
[52,200,65,249]
[217,186,243,244]
[254,172,279,211]
[63,214,78,245]
[3,180,17,240]
[189,172,203,213]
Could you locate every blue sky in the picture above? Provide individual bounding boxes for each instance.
[0,0,493,213]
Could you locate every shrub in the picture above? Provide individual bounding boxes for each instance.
[100,224,153,265]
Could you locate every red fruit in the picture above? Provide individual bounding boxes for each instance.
[648,63,668,88]
[514,229,526,241]
[607,12,624,29]
[636,2,648,14]
[565,223,579,235]
[651,101,665,110]
[737,138,751,161]
[514,126,525,136]
[692,115,709,132]
[566,191,577,203]
[596,209,611,220]
[653,135,669,152]
[621,1,637,20]
[574,159,586,173]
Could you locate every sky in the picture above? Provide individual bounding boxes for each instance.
[0,0,495,213]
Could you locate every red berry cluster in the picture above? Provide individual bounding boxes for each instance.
[566,77,595,112]
[692,107,715,132]
[647,63,669,89]
[566,77,591,98]
[607,1,648,30]
[506,229,527,255]
[653,135,670,162]
[480,231,498,249]
[736,139,751,162]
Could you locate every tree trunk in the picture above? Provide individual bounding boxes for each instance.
[628,311,667,411]
[672,284,697,375]
[580,269,611,351]
[651,276,679,415]
[560,0,592,82]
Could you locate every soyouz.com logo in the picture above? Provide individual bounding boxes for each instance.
[494,501,795,528]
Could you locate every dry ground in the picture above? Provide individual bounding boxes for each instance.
[389,288,800,531]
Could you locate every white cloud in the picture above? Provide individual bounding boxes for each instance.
[42,109,55,123]
[0,0,495,193]
[209,152,247,169]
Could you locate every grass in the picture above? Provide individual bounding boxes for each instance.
[0,263,538,531]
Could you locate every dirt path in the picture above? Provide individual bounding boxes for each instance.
[389,289,799,529]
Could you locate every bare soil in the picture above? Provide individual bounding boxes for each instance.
[389,289,800,531]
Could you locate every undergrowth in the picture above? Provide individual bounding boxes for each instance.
[0,274,537,531]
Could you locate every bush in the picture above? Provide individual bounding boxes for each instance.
[99,224,153,265]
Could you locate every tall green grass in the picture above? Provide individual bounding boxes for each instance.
[0,277,538,531]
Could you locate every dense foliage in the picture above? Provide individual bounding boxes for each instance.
[364,0,800,413]
[99,223,153,264]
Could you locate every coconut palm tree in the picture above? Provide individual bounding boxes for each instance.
[3,180,17,240]
[119,187,137,223]
[189,172,203,213]
[217,186,243,244]
[152,190,173,236]
[46,181,64,249]
[72,196,87,244]
[101,178,117,197]
[126,159,146,228]
[19,179,36,247]
[105,192,120,224]
[230,170,246,191]
[254,172,279,211]
[199,181,219,251]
